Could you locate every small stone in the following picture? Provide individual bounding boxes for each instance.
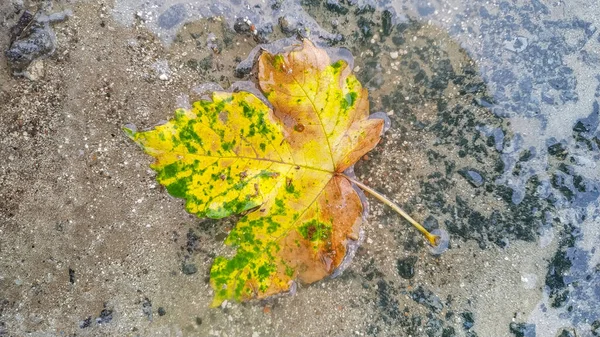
[461,311,475,330]
[234,17,251,33]
[390,51,399,59]
[442,326,456,337]
[6,11,56,74]
[96,307,113,324]
[548,142,568,160]
[557,329,576,337]
[397,256,417,279]
[159,73,169,81]
[142,297,152,320]
[69,268,75,284]
[325,0,349,15]
[182,263,197,275]
[79,316,92,328]
[157,307,166,316]
[278,16,293,35]
[382,10,393,36]
[458,169,484,187]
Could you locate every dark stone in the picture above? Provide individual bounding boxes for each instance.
[357,17,374,39]
[69,268,75,284]
[96,306,113,324]
[592,320,600,335]
[573,121,589,133]
[397,256,418,279]
[142,297,152,320]
[509,322,535,337]
[233,17,251,33]
[411,286,443,312]
[557,328,576,337]
[382,10,393,36]
[158,4,186,29]
[278,16,290,33]
[545,225,576,308]
[157,307,166,316]
[354,5,375,15]
[425,316,443,335]
[548,142,568,160]
[9,10,35,44]
[186,229,200,254]
[255,23,273,43]
[196,317,203,325]
[414,69,428,84]
[182,263,198,275]
[442,326,457,337]
[325,0,349,15]
[198,55,213,71]
[518,148,535,162]
[458,169,484,187]
[79,316,92,328]
[462,311,475,330]
[573,101,599,134]
[5,16,56,73]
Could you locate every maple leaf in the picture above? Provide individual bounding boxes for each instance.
[125,39,445,306]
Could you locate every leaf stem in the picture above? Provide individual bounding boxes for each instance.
[340,173,439,246]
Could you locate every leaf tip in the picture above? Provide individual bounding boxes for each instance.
[210,297,224,308]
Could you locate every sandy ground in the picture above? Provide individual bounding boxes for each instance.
[1,1,599,336]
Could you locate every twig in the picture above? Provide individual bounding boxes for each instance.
[340,173,440,246]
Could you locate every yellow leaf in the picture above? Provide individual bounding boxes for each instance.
[126,40,384,306]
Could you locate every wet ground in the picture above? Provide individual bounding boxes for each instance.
[0,0,599,336]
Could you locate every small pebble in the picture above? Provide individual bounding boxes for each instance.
[397,256,418,279]
[182,263,197,275]
[459,169,484,188]
[390,51,399,59]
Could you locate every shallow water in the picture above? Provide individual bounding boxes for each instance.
[0,0,599,336]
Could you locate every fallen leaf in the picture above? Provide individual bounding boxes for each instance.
[125,40,441,307]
